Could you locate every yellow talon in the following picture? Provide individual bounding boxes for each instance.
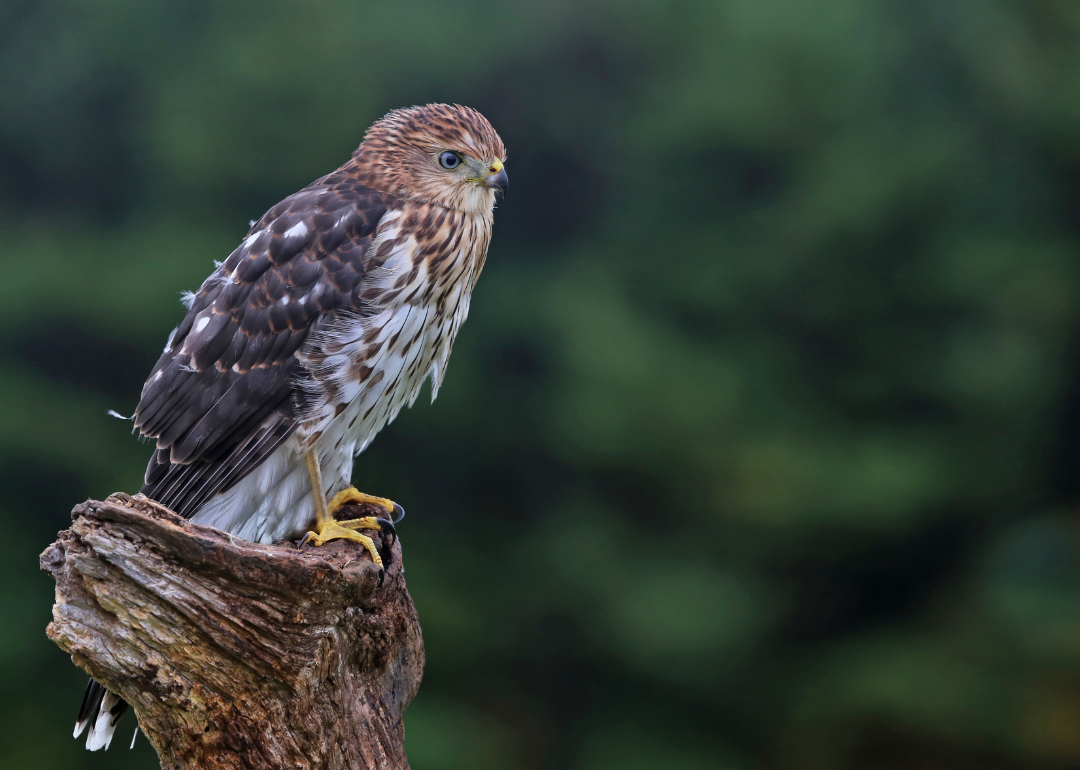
[302,520,383,567]
[328,487,397,517]
[335,516,382,530]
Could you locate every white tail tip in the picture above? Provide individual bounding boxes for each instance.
[85,691,122,751]
[73,718,89,739]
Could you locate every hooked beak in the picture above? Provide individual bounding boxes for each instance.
[484,159,508,197]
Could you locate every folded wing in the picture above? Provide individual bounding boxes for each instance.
[136,179,391,516]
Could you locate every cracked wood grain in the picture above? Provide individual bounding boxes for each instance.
[41,493,424,770]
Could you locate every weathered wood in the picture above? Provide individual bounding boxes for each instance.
[40,493,424,770]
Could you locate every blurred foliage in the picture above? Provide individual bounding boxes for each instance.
[3,0,1080,768]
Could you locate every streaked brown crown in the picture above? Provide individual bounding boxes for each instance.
[350,104,506,210]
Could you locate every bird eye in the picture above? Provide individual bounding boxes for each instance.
[439,151,462,169]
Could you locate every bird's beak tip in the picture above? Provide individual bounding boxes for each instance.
[485,166,508,198]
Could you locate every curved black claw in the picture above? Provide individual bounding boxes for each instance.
[375,517,397,542]
[375,517,397,572]
[391,502,405,524]
[376,566,385,588]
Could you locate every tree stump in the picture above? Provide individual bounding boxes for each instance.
[39,493,425,770]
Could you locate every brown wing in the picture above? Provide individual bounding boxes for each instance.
[137,174,394,516]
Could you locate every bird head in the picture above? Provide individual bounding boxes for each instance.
[353,104,507,214]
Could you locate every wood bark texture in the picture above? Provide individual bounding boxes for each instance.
[40,493,425,770]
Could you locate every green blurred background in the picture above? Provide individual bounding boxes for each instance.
[4,1,1080,768]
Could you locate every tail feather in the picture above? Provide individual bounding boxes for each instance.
[74,678,129,751]
[73,679,102,739]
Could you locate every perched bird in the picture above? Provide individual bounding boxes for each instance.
[73,103,507,750]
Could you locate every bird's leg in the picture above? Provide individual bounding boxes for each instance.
[300,451,386,570]
[306,450,330,526]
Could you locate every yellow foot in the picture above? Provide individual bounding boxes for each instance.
[301,520,384,567]
[328,487,404,522]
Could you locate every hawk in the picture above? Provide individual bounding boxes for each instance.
[73,103,507,750]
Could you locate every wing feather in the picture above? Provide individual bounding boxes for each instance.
[137,176,393,516]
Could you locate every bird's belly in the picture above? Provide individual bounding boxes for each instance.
[309,265,474,449]
[324,307,455,456]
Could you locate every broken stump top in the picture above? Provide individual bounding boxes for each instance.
[41,493,425,770]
